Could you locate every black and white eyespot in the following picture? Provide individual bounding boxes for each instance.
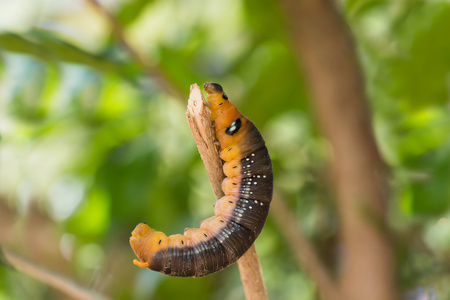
[225,118,242,136]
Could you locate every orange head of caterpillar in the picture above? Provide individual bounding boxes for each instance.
[203,82,230,114]
[130,222,169,269]
[204,82,226,97]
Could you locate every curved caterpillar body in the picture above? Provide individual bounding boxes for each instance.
[130,83,273,277]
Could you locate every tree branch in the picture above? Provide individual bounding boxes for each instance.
[85,0,183,99]
[186,84,268,300]
[280,0,399,299]
[270,191,341,300]
[2,247,110,300]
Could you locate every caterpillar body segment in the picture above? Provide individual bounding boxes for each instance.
[130,83,273,277]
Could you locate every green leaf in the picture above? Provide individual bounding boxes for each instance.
[118,0,155,26]
[0,31,141,79]
[390,5,450,109]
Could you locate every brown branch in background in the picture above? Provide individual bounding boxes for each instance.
[270,191,341,300]
[85,0,183,99]
[3,248,110,300]
[186,84,268,300]
[280,1,399,300]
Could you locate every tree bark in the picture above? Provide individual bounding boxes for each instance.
[279,1,399,299]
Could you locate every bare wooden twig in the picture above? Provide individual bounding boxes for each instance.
[3,248,110,300]
[186,84,223,199]
[186,84,268,300]
[236,244,268,300]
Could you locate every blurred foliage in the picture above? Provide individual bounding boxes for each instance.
[0,0,449,299]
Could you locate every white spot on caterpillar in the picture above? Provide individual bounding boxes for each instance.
[249,206,253,209]
[228,123,237,133]
[251,153,255,156]
[253,182,257,185]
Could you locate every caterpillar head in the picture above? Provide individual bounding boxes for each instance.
[204,82,224,95]
[204,82,229,107]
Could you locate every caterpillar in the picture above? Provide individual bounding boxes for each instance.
[129,83,273,277]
